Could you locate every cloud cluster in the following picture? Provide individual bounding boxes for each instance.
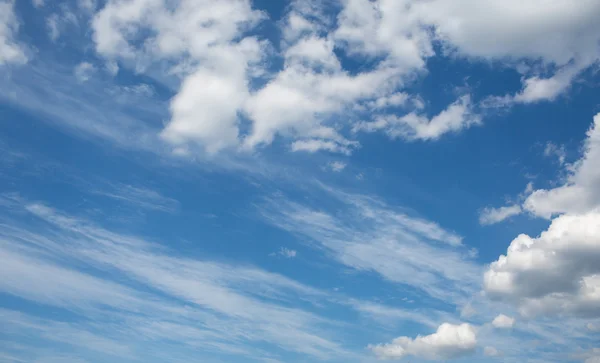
[69,0,600,156]
[370,323,477,360]
[484,113,600,319]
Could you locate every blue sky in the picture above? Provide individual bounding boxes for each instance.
[1,0,600,362]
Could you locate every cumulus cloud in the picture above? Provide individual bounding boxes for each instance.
[492,314,515,329]
[525,113,600,218]
[479,205,522,225]
[484,211,600,318]
[370,323,477,360]
[0,0,27,65]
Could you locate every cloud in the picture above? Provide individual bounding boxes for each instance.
[525,113,600,218]
[259,187,480,305]
[484,211,600,318]
[370,323,477,360]
[328,161,347,172]
[0,201,353,361]
[0,0,27,65]
[91,183,179,213]
[273,247,297,259]
[491,314,515,329]
[544,142,566,165]
[74,62,96,82]
[92,0,265,154]
[353,95,481,141]
[479,205,522,225]
[483,346,500,357]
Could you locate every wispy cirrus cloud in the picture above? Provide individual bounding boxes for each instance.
[258,186,480,306]
[0,200,354,362]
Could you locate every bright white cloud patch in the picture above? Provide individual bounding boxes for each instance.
[0,0,27,65]
[479,205,522,225]
[484,211,600,318]
[370,323,477,360]
[525,113,600,218]
[491,314,515,329]
[353,95,481,141]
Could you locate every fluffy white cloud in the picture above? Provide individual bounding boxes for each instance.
[479,205,522,225]
[412,0,600,102]
[370,323,477,360]
[491,314,515,329]
[353,95,480,141]
[336,0,600,104]
[484,211,600,318]
[525,113,600,218]
[335,0,433,69]
[0,0,27,65]
[92,0,265,154]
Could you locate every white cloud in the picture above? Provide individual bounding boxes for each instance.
[544,142,566,165]
[32,0,44,7]
[74,62,96,82]
[0,0,27,65]
[91,183,179,213]
[335,0,433,69]
[525,113,600,218]
[274,248,297,259]
[514,74,571,103]
[412,0,600,102]
[484,211,600,318]
[492,314,515,329]
[354,95,481,141]
[0,201,353,361]
[587,357,600,363]
[92,0,266,154]
[328,161,347,172]
[479,205,522,225]
[259,187,480,305]
[370,323,477,360]
[484,346,500,357]
[46,14,60,41]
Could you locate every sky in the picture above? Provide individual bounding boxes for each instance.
[1,0,600,362]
